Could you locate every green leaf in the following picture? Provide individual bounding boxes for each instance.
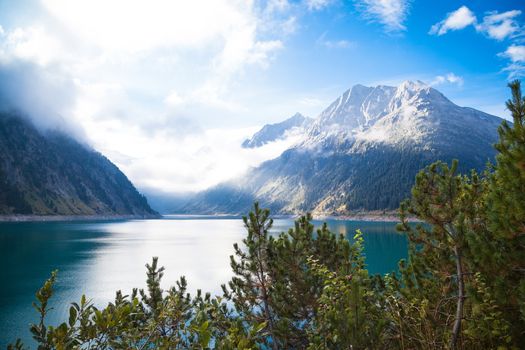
[69,306,77,327]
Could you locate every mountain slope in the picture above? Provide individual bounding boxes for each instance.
[242,113,312,148]
[0,112,157,216]
[181,81,503,215]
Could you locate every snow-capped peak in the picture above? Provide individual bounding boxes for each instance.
[389,80,450,111]
[398,79,428,91]
[300,80,501,152]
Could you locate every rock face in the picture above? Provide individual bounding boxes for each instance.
[0,112,157,216]
[180,80,504,215]
[242,113,312,148]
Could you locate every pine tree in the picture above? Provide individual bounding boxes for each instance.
[489,80,525,237]
[480,79,525,345]
[222,202,278,349]
[398,160,484,349]
[307,231,387,349]
[392,81,525,349]
[268,215,352,348]
[223,205,356,349]
[140,256,165,316]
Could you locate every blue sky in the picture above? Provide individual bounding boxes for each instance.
[240,0,524,122]
[0,0,524,192]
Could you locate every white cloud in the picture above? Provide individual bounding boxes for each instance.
[94,124,297,193]
[42,0,284,76]
[430,72,464,87]
[355,0,411,33]
[429,6,476,36]
[0,26,66,66]
[476,10,522,40]
[258,2,298,36]
[501,45,525,62]
[0,0,297,193]
[280,16,299,35]
[323,40,354,49]
[72,77,297,193]
[500,45,525,78]
[503,64,525,79]
[266,0,291,14]
[0,60,82,138]
[305,0,333,11]
[164,90,185,107]
[42,0,245,52]
[430,7,523,40]
[317,32,355,49]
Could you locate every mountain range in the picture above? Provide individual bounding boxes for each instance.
[178,80,503,215]
[0,112,157,217]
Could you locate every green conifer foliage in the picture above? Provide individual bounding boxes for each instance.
[268,215,352,348]
[222,202,278,349]
[490,80,525,237]
[481,79,525,345]
[306,231,387,349]
[223,204,354,348]
[397,160,484,349]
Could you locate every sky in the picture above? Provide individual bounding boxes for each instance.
[0,0,524,194]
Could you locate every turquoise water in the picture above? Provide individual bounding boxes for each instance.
[0,216,407,347]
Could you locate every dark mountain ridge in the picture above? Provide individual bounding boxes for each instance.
[0,112,158,217]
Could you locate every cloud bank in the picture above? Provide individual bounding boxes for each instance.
[0,0,301,193]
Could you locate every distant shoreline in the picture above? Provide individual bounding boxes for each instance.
[166,211,411,223]
[0,214,161,222]
[0,212,414,223]
[312,211,405,222]
[313,214,401,222]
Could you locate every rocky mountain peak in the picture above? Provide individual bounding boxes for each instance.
[389,80,450,111]
[242,112,312,148]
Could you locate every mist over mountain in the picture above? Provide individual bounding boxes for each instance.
[0,112,157,217]
[179,80,503,215]
[242,113,313,148]
[0,61,86,140]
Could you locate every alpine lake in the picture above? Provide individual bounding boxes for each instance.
[0,216,408,347]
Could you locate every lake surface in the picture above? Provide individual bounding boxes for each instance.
[0,216,407,347]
